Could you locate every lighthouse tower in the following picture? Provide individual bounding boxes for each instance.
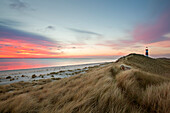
[145,47,148,57]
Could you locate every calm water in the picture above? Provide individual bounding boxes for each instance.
[0,58,115,71]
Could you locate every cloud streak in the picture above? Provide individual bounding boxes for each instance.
[0,19,22,27]
[46,26,55,30]
[67,28,102,36]
[9,0,28,10]
[0,25,57,47]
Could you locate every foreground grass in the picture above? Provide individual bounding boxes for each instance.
[0,54,170,113]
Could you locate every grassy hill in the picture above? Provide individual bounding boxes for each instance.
[116,53,170,77]
[0,54,170,113]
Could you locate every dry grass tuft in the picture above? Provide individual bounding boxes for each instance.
[142,82,170,113]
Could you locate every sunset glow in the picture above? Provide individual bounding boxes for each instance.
[0,0,170,58]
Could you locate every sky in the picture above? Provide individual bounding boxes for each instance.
[0,0,170,58]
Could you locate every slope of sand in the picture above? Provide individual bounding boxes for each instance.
[0,54,170,113]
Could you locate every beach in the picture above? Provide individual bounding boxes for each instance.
[0,62,112,85]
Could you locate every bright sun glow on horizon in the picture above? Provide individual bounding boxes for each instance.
[0,0,170,58]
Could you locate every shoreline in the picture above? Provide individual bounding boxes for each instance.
[0,61,113,85]
[0,61,113,72]
[0,58,116,72]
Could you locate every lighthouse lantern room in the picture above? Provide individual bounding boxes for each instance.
[145,47,148,57]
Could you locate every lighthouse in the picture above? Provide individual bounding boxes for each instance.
[145,47,148,57]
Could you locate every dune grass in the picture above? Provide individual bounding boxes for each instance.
[117,53,170,77]
[0,54,170,113]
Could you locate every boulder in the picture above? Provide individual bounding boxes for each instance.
[120,64,131,71]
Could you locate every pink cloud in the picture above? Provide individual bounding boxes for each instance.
[0,25,67,58]
[146,40,170,47]
[0,38,63,58]
[97,10,170,50]
[132,10,170,43]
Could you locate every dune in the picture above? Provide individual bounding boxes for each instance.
[0,53,170,113]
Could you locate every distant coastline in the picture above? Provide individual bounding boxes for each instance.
[0,61,112,72]
[0,58,115,71]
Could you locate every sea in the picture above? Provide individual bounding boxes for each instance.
[0,58,116,71]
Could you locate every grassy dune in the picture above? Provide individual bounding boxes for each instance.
[0,54,170,113]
